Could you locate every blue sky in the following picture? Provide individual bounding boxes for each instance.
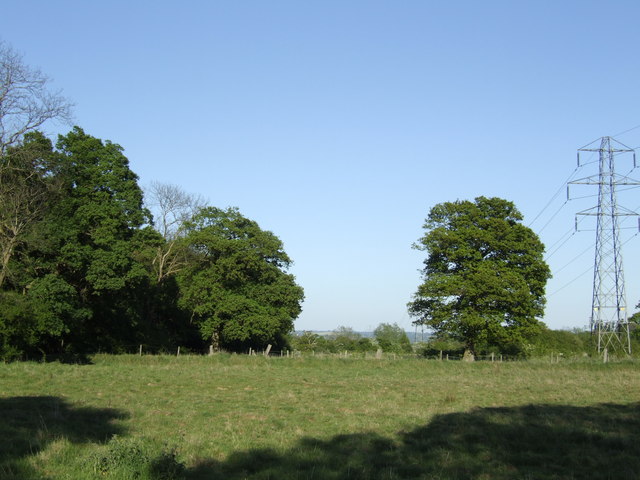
[3,0,640,332]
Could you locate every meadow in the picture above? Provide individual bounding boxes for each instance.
[1,354,639,479]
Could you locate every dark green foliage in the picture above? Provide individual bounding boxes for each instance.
[374,323,412,353]
[0,129,192,357]
[24,127,154,353]
[528,327,592,357]
[177,207,304,352]
[409,197,551,356]
[0,127,304,358]
[0,132,60,289]
[415,334,465,358]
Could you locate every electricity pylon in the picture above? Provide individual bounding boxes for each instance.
[569,137,639,355]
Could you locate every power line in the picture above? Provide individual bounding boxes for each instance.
[548,265,592,298]
[547,232,638,298]
[536,200,568,235]
[528,167,580,229]
[544,228,576,260]
[613,124,640,137]
[552,242,594,276]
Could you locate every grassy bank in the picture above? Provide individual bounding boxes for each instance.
[1,355,639,479]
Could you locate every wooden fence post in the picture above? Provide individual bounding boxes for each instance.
[139,345,143,356]
[264,344,272,357]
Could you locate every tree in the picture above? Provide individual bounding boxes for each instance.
[177,207,304,352]
[408,197,551,359]
[0,132,60,288]
[374,323,412,354]
[0,127,154,356]
[38,127,151,351]
[0,40,73,153]
[144,181,204,283]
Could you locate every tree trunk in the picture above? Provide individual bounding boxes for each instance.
[0,235,18,289]
[211,330,221,352]
[462,348,475,362]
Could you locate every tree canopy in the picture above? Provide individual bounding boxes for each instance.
[408,197,551,358]
[177,207,304,352]
[0,127,304,359]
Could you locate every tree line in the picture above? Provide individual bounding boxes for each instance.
[0,127,304,360]
[2,39,639,361]
[291,324,413,354]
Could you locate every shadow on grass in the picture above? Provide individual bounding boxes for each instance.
[0,396,127,479]
[188,402,640,480]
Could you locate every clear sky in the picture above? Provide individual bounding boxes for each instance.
[3,0,640,333]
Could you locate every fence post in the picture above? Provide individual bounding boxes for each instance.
[177,346,180,357]
[264,344,272,357]
[139,344,143,356]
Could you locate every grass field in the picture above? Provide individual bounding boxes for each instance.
[1,355,639,479]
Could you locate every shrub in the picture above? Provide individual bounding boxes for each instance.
[92,435,185,479]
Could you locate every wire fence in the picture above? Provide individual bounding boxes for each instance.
[15,342,636,364]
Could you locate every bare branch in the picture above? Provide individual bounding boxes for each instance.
[0,40,73,153]
[146,181,205,240]
[145,181,206,282]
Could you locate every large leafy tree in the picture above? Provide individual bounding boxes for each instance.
[408,197,551,359]
[47,127,152,350]
[0,127,153,356]
[0,132,84,358]
[177,207,304,352]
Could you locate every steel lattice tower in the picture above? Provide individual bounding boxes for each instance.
[570,137,639,355]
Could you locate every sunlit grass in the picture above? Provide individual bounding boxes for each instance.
[1,355,639,478]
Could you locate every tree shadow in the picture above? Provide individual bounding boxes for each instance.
[0,396,127,479]
[187,402,640,479]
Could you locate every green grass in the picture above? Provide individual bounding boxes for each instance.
[1,355,640,479]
